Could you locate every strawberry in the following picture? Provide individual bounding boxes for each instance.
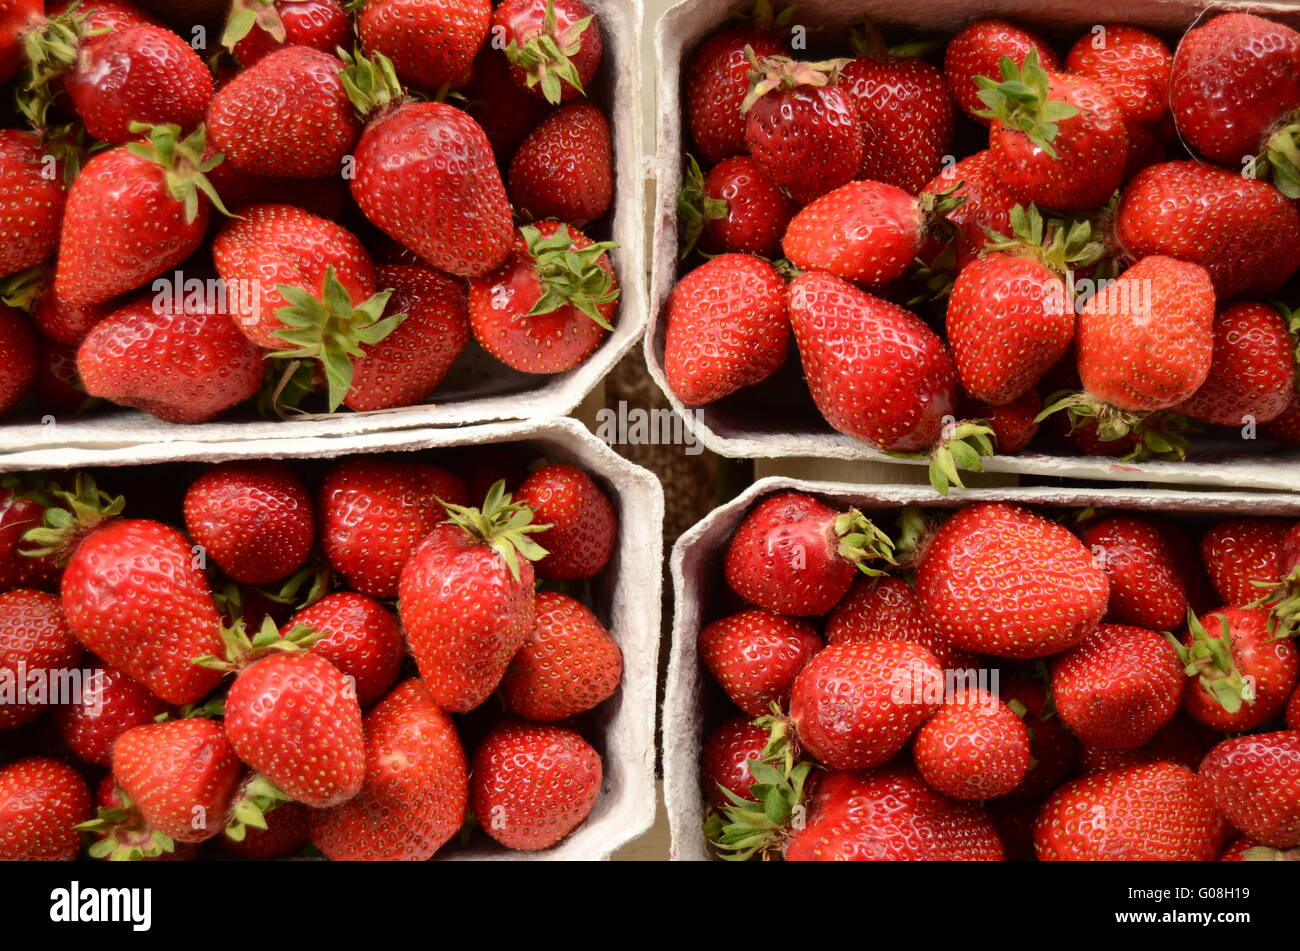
[508,101,612,224]
[470,718,601,850]
[1262,395,1300,445]
[663,252,788,406]
[700,609,820,717]
[397,481,545,712]
[0,0,42,83]
[1258,522,1300,640]
[723,490,894,617]
[1200,732,1300,849]
[111,718,241,843]
[312,679,468,860]
[81,774,201,862]
[964,390,1040,454]
[913,687,1031,800]
[514,463,615,580]
[0,304,36,415]
[358,0,490,92]
[32,339,85,413]
[0,486,59,592]
[685,23,786,163]
[916,501,1109,658]
[284,592,405,708]
[1219,836,1299,862]
[789,640,942,770]
[825,575,975,672]
[224,0,351,68]
[0,130,65,280]
[0,588,82,729]
[1115,161,1300,299]
[918,150,1017,275]
[1079,514,1188,631]
[1065,24,1172,126]
[944,18,1060,122]
[1000,676,1078,799]
[1200,518,1291,606]
[462,47,550,161]
[1174,302,1296,427]
[701,714,769,807]
[677,154,793,259]
[494,0,601,104]
[1034,762,1223,860]
[1051,624,1184,751]
[76,294,264,424]
[46,0,165,34]
[318,456,467,599]
[54,664,167,767]
[55,125,226,308]
[502,591,622,721]
[0,757,91,860]
[1076,713,1219,776]
[31,289,112,347]
[222,795,309,859]
[1291,686,1300,730]
[183,461,314,585]
[450,444,529,501]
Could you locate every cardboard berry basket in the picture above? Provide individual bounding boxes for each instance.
[645,0,1300,490]
[663,475,1300,861]
[1,416,662,862]
[0,0,645,452]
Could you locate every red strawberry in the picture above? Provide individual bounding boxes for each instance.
[0,757,91,860]
[913,687,1031,800]
[318,456,467,599]
[471,718,601,850]
[678,154,793,259]
[1174,302,1296,426]
[222,797,309,859]
[32,338,85,412]
[508,101,612,224]
[0,130,65,280]
[685,24,786,163]
[1200,732,1300,849]
[0,0,42,83]
[916,501,1109,658]
[494,0,601,104]
[663,253,789,406]
[1262,394,1300,445]
[1288,685,1299,729]
[701,714,769,808]
[284,592,405,708]
[1034,762,1223,860]
[918,150,1017,274]
[1080,514,1188,631]
[944,18,1060,122]
[462,47,550,161]
[111,718,241,843]
[224,0,351,67]
[0,487,58,592]
[1115,161,1300,299]
[825,575,975,672]
[1000,676,1078,798]
[1219,836,1299,862]
[183,461,313,585]
[82,774,201,862]
[699,609,820,717]
[1200,518,1291,606]
[502,591,622,721]
[514,463,615,580]
[312,679,468,860]
[31,289,112,347]
[1076,713,1219,776]
[0,588,82,729]
[1066,24,1172,126]
[47,0,165,34]
[964,389,1040,453]
[397,481,544,712]
[54,664,167,767]
[357,0,487,91]
[0,304,36,415]
[450,443,529,502]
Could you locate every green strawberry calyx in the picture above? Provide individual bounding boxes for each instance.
[523,224,620,331]
[676,154,729,260]
[192,616,323,673]
[18,6,98,130]
[972,49,1079,160]
[889,419,997,496]
[441,480,550,583]
[267,265,407,413]
[339,48,407,123]
[982,203,1107,277]
[892,504,940,568]
[1259,118,1300,200]
[741,51,850,113]
[1165,610,1254,715]
[505,0,595,105]
[222,0,286,52]
[224,773,293,843]
[257,357,321,419]
[831,507,896,576]
[1036,391,1195,463]
[126,122,235,224]
[76,786,177,862]
[18,472,125,566]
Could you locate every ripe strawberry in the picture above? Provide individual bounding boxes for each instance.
[1066,24,1172,126]
[944,18,1060,122]
[398,481,544,712]
[685,23,786,162]
[1115,161,1300,298]
[0,130,65,280]
[494,0,601,104]
[312,679,468,860]
[0,757,91,860]
[663,253,788,406]
[917,502,1109,658]
[222,796,309,859]
[1200,518,1291,606]
[1076,713,1219,776]
[514,464,615,580]
[318,456,467,599]
[183,461,313,585]
[509,101,612,224]
[54,664,167,767]
[825,575,976,672]
[357,0,489,91]
[0,0,42,83]
[1290,685,1300,730]
[471,718,601,850]
[462,47,550,161]
[47,0,165,34]
[1034,762,1223,860]
[502,591,622,721]
[0,304,36,415]
[111,719,241,843]
[0,588,82,729]
[76,295,264,424]
[723,490,894,617]
[913,687,1031,800]
[81,774,200,862]
[468,221,618,374]
[701,714,769,807]
[284,593,405,708]
[963,389,1041,454]
[918,150,1017,274]
[1200,732,1300,849]
[1080,514,1188,631]
[224,0,351,67]
[32,338,85,412]
[1174,302,1296,426]
[346,283,470,408]
[0,487,58,592]
[678,154,793,259]
[31,288,112,347]
[1262,395,1300,445]
[450,443,529,501]
[699,609,820,717]
[1000,676,1078,798]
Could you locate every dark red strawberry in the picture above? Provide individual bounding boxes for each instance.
[509,101,611,225]
[685,23,786,162]
[222,794,309,859]
[913,687,1031,799]
[284,592,405,708]
[0,304,36,415]
[462,46,550,161]
[825,575,975,672]
[1080,514,1188,631]
[32,339,82,414]
[700,609,820,717]
[0,130,65,280]
[225,0,351,67]
[944,18,1060,122]
[1262,395,1300,445]
[31,289,112,347]
[678,154,793,259]
[514,463,615,580]
[54,664,167,767]
[701,714,769,807]
[494,0,601,104]
[1066,24,1172,126]
[47,0,165,34]
[0,486,59,592]
[1200,731,1300,849]
[1000,676,1078,799]
[1200,518,1291,606]
[964,390,1040,454]
[0,757,91,860]
[1175,302,1296,427]
[0,588,82,729]
[918,149,1018,276]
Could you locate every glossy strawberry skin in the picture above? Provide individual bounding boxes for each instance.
[699,609,820,717]
[88,773,201,862]
[826,576,976,672]
[782,180,924,286]
[745,82,863,207]
[514,464,616,580]
[284,592,405,709]
[914,687,1030,800]
[0,490,58,592]
[0,757,92,861]
[686,28,786,162]
[0,130,65,280]
[698,156,793,259]
[1262,395,1300,446]
[494,0,601,102]
[230,0,351,67]
[0,0,43,84]
[1200,731,1300,848]
[222,799,310,859]
[1080,515,1188,631]
[509,102,612,224]
[0,304,35,416]
[1200,518,1291,606]
[359,0,488,91]
[701,714,768,807]
[919,150,1017,274]
[1178,606,1298,732]
[32,290,112,347]
[0,589,82,729]
[1174,302,1296,426]
[1000,677,1078,799]
[965,390,1040,454]
[944,19,1061,122]
[49,1,166,34]
[54,664,168,767]
[1066,25,1172,126]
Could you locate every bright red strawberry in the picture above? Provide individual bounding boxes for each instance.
[679,154,793,259]
[1076,712,1219,776]
[1200,732,1300,849]
[1174,302,1296,426]
[471,718,601,850]
[508,102,611,224]
[1200,518,1291,606]
[359,0,488,91]
[0,757,91,860]
[318,456,467,599]
[0,304,36,415]
[963,389,1041,454]
[917,502,1109,658]
[1066,24,1172,126]
[944,18,1060,122]
[0,130,65,280]
[225,0,351,67]
[183,461,313,585]
[514,463,615,580]
[462,46,550,161]
[1034,761,1223,860]
[312,678,468,860]
[663,253,788,406]
[111,718,241,843]
[701,714,769,807]
[398,482,543,712]
[699,609,820,717]
[0,0,42,83]
[913,687,1030,800]
[0,588,82,729]
[54,664,167,767]
[918,150,1017,274]
[1000,676,1078,798]
[502,591,622,721]
[685,24,786,162]
[825,575,975,672]
[82,774,201,862]
[1080,514,1188,631]
[1115,161,1300,299]
[284,593,405,708]
[494,0,601,104]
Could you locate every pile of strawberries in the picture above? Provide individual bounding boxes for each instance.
[0,447,623,860]
[0,0,618,424]
[668,7,1300,489]
[699,490,1300,860]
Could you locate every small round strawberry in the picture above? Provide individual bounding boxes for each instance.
[0,588,82,729]
[502,591,622,721]
[509,102,612,225]
[1001,676,1078,799]
[54,664,168,767]
[468,221,618,374]
[1065,24,1172,126]
[1079,514,1188,631]
[0,304,36,416]
[918,150,1017,274]
[964,389,1041,454]
[699,609,820,717]
[0,130,65,280]
[471,719,601,851]
[284,592,405,708]
[701,714,769,807]
[1174,302,1296,427]
[679,154,793,259]
[913,687,1030,800]
[225,0,352,67]
[685,23,786,162]
[944,18,1060,122]
[0,757,91,861]
[1200,732,1300,849]
[825,575,976,672]
[494,0,601,104]
[1200,517,1291,606]
[514,463,616,580]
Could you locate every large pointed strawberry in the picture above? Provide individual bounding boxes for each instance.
[0,588,82,729]
[0,130,66,280]
[0,757,91,861]
[1201,731,1300,849]
[223,0,351,67]
[358,0,489,92]
[494,0,601,104]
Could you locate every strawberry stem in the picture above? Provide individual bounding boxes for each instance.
[224,773,292,843]
[19,473,125,565]
[831,508,895,575]
[505,0,594,104]
[440,480,550,583]
[1036,391,1195,462]
[676,154,728,260]
[741,51,850,113]
[192,616,323,673]
[339,47,406,121]
[222,0,285,52]
[972,49,1078,160]
[125,122,234,223]
[522,224,620,331]
[1165,610,1253,715]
